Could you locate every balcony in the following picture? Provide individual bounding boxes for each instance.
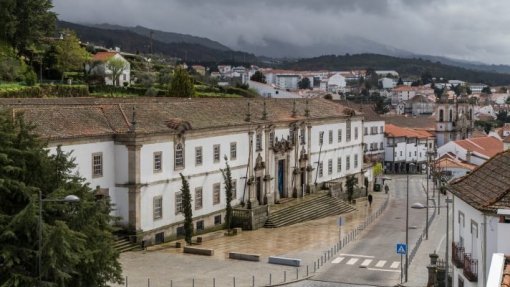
[463,253,478,282]
[452,241,465,268]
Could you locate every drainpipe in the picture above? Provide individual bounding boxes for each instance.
[483,214,487,287]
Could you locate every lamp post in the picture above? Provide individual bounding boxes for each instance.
[38,191,80,286]
[412,197,453,287]
[404,161,416,282]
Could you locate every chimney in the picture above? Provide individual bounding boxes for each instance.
[466,150,472,163]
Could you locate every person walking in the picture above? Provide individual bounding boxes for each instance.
[368,193,373,207]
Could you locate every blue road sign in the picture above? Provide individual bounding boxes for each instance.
[337,216,344,226]
[396,243,407,255]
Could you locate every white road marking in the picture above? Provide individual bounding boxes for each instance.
[332,257,345,264]
[367,267,401,273]
[346,258,359,265]
[339,253,375,258]
[390,261,400,268]
[375,260,387,268]
[360,259,372,267]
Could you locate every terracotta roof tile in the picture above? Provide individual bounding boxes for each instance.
[454,136,503,158]
[385,124,433,139]
[449,150,510,213]
[92,52,117,62]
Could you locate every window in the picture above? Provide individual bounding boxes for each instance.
[380,126,383,133]
[319,132,324,145]
[364,127,368,135]
[256,133,262,151]
[153,151,162,172]
[458,277,464,287]
[354,127,359,140]
[196,220,204,231]
[269,131,275,147]
[154,232,164,244]
[153,196,163,220]
[409,152,411,157]
[214,214,222,225]
[92,153,103,177]
[213,144,220,163]
[346,121,352,142]
[230,142,237,160]
[328,130,333,144]
[400,151,403,156]
[175,192,182,214]
[195,187,203,210]
[337,129,342,142]
[176,226,185,236]
[318,162,323,177]
[213,183,221,205]
[122,74,127,81]
[175,143,184,168]
[300,128,306,145]
[195,146,202,165]
[346,156,351,170]
[231,180,237,200]
[337,157,342,172]
[328,159,333,175]
[354,154,358,168]
[414,151,417,156]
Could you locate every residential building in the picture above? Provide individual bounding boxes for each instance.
[3,98,364,245]
[449,150,510,287]
[433,153,477,181]
[469,83,488,94]
[379,77,396,89]
[275,74,300,90]
[384,124,435,173]
[87,52,131,86]
[191,65,206,76]
[436,136,503,167]
[405,94,435,115]
[327,73,347,92]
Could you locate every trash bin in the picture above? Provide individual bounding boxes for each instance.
[374,184,381,192]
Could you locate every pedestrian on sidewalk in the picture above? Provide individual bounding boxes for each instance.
[368,193,373,207]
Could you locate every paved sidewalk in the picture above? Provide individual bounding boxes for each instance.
[116,192,390,287]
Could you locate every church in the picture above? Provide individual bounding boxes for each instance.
[1,97,364,245]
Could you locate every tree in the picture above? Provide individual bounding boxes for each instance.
[0,111,123,286]
[420,70,433,85]
[397,77,404,85]
[373,162,383,177]
[481,86,492,94]
[106,57,128,87]
[374,97,389,114]
[345,175,358,203]
[499,87,507,93]
[168,67,195,97]
[54,29,90,82]
[221,157,234,233]
[179,173,193,245]
[250,71,266,83]
[0,0,57,57]
[298,77,311,89]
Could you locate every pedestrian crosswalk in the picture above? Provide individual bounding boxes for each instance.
[331,254,400,271]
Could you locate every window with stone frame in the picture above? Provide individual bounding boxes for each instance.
[269,131,275,148]
[346,120,352,142]
[213,144,220,163]
[337,129,342,142]
[328,130,333,144]
[380,126,384,133]
[153,151,162,172]
[337,157,342,172]
[354,154,358,168]
[231,179,237,200]
[364,127,368,135]
[230,142,237,160]
[214,214,222,225]
[346,155,351,170]
[354,127,359,140]
[300,128,306,145]
[213,183,221,205]
[318,162,323,177]
[196,220,204,231]
[195,187,203,210]
[328,159,333,175]
[380,142,383,150]
[195,146,202,165]
[175,192,182,214]
[92,152,103,177]
[319,131,324,145]
[175,143,184,168]
[256,133,262,151]
[153,196,163,220]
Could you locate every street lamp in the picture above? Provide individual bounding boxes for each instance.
[412,197,453,287]
[38,191,80,286]
[404,161,416,282]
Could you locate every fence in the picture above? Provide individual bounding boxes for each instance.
[408,207,437,265]
[121,195,391,287]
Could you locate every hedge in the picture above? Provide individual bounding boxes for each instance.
[0,84,89,98]
[89,85,167,96]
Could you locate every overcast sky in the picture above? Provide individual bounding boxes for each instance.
[52,0,510,65]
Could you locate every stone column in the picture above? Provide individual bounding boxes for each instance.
[247,131,258,208]
[127,144,142,236]
[306,124,313,193]
[264,127,273,205]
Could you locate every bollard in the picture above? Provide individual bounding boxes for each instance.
[148,278,150,287]
[233,277,236,287]
[314,261,316,272]
[213,278,215,287]
[125,276,128,287]
[171,280,173,287]
[252,275,255,287]
[307,265,309,276]
[192,278,195,287]
[284,270,286,282]
[269,273,272,285]
[296,268,299,280]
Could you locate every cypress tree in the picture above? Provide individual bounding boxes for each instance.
[221,157,233,233]
[179,173,193,245]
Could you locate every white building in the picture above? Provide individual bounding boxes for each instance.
[275,74,300,90]
[218,65,232,75]
[88,52,131,86]
[247,80,300,99]
[356,105,385,163]
[469,83,488,94]
[379,77,396,89]
[449,150,510,287]
[436,136,503,167]
[327,73,347,92]
[6,98,364,245]
[384,124,435,173]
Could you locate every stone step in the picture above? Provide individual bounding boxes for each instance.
[114,236,141,253]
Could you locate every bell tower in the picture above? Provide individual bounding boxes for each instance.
[435,91,474,147]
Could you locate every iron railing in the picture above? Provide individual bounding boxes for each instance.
[452,241,465,268]
[463,253,478,282]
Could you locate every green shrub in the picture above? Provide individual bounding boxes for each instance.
[24,69,38,86]
[0,84,89,98]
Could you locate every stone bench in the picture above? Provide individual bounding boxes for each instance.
[268,256,301,267]
[228,252,260,262]
[183,246,214,256]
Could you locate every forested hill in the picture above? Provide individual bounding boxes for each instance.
[280,54,510,85]
[58,21,258,64]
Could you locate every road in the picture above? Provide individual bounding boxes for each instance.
[289,174,433,287]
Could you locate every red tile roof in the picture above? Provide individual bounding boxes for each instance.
[384,124,433,139]
[92,52,117,62]
[435,153,477,171]
[454,136,503,159]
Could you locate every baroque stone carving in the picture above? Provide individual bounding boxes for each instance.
[272,136,294,154]
[254,153,265,170]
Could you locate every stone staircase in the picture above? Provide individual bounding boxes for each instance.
[114,236,141,253]
[264,192,356,228]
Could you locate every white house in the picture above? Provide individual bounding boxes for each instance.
[469,83,488,94]
[327,73,347,92]
[384,124,434,173]
[379,77,396,89]
[247,80,300,99]
[88,52,131,86]
[5,97,364,245]
[436,136,503,167]
[275,74,300,90]
[449,150,510,287]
